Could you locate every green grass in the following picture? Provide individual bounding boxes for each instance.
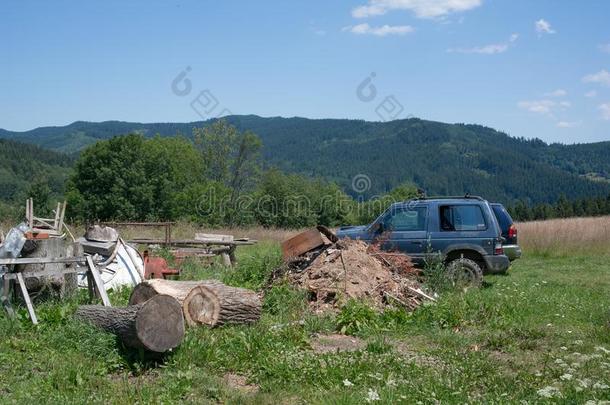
[1,246,610,404]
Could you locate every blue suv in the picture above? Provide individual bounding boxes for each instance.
[336,196,511,279]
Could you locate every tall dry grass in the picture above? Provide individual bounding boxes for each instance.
[516,215,610,256]
[0,221,300,244]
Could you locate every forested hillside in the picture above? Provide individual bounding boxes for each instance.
[0,139,72,203]
[1,116,609,204]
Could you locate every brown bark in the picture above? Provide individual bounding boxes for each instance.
[186,283,261,327]
[75,294,184,353]
[129,279,261,327]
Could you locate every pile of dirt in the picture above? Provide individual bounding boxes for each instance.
[283,238,430,312]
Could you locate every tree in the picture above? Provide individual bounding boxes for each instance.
[252,169,350,228]
[67,134,204,221]
[25,177,53,217]
[193,120,262,205]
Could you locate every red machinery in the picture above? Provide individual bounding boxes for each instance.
[142,251,180,279]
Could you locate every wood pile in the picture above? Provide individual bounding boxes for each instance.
[129,279,261,327]
[277,228,435,313]
[75,279,261,353]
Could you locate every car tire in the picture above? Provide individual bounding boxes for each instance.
[446,258,483,289]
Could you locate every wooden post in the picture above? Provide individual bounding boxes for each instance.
[228,245,237,266]
[87,256,111,307]
[221,252,232,267]
[16,272,38,325]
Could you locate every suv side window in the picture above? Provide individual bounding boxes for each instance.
[384,206,427,231]
[440,205,487,231]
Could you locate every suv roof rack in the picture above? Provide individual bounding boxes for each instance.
[412,194,485,201]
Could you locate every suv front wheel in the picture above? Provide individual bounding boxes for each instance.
[446,257,483,289]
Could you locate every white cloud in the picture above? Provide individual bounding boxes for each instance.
[518,100,556,114]
[517,98,570,115]
[535,19,556,35]
[583,69,610,86]
[447,33,518,55]
[585,90,597,98]
[352,0,482,19]
[448,43,507,54]
[599,43,610,54]
[344,23,414,36]
[600,103,610,120]
[556,121,580,128]
[544,89,567,97]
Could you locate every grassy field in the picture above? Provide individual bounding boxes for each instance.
[1,218,610,403]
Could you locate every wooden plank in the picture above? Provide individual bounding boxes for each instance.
[2,267,83,280]
[101,222,176,227]
[0,256,90,266]
[87,256,111,307]
[57,201,66,232]
[53,202,61,229]
[128,239,256,246]
[195,233,234,243]
[16,272,38,325]
[27,199,33,229]
[281,229,325,260]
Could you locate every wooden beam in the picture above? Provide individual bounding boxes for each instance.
[16,272,38,325]
[2,267,83,281]
[0,256,90,266]
[87,257,111,307]
[128,239,256,246]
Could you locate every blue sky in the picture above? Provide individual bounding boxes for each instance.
[2,0,610,143]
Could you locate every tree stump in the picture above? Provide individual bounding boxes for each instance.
[75,294,184,353]
[16,238,75,298]
[129,279,261,327]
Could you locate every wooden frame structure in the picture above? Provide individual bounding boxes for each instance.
[25,198,67,237]
[0,256,111,324]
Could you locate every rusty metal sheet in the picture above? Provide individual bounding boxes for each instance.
[281,229,325,260]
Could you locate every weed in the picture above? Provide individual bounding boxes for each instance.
[336,299,379,335]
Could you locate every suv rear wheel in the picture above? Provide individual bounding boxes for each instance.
[446,258,483,289]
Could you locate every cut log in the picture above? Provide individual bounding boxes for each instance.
[75,294,184,352]
[129,279,261,327]
[129,279,222,305]
[185,283,261,327]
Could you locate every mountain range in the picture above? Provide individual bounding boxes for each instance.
[1,115,609,204]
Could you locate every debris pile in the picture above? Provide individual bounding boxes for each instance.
[278,229,435,312]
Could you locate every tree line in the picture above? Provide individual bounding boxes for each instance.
[507,194,610,222]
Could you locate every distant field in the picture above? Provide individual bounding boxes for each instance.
[517,215,610,256]
[1,217,609,403]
